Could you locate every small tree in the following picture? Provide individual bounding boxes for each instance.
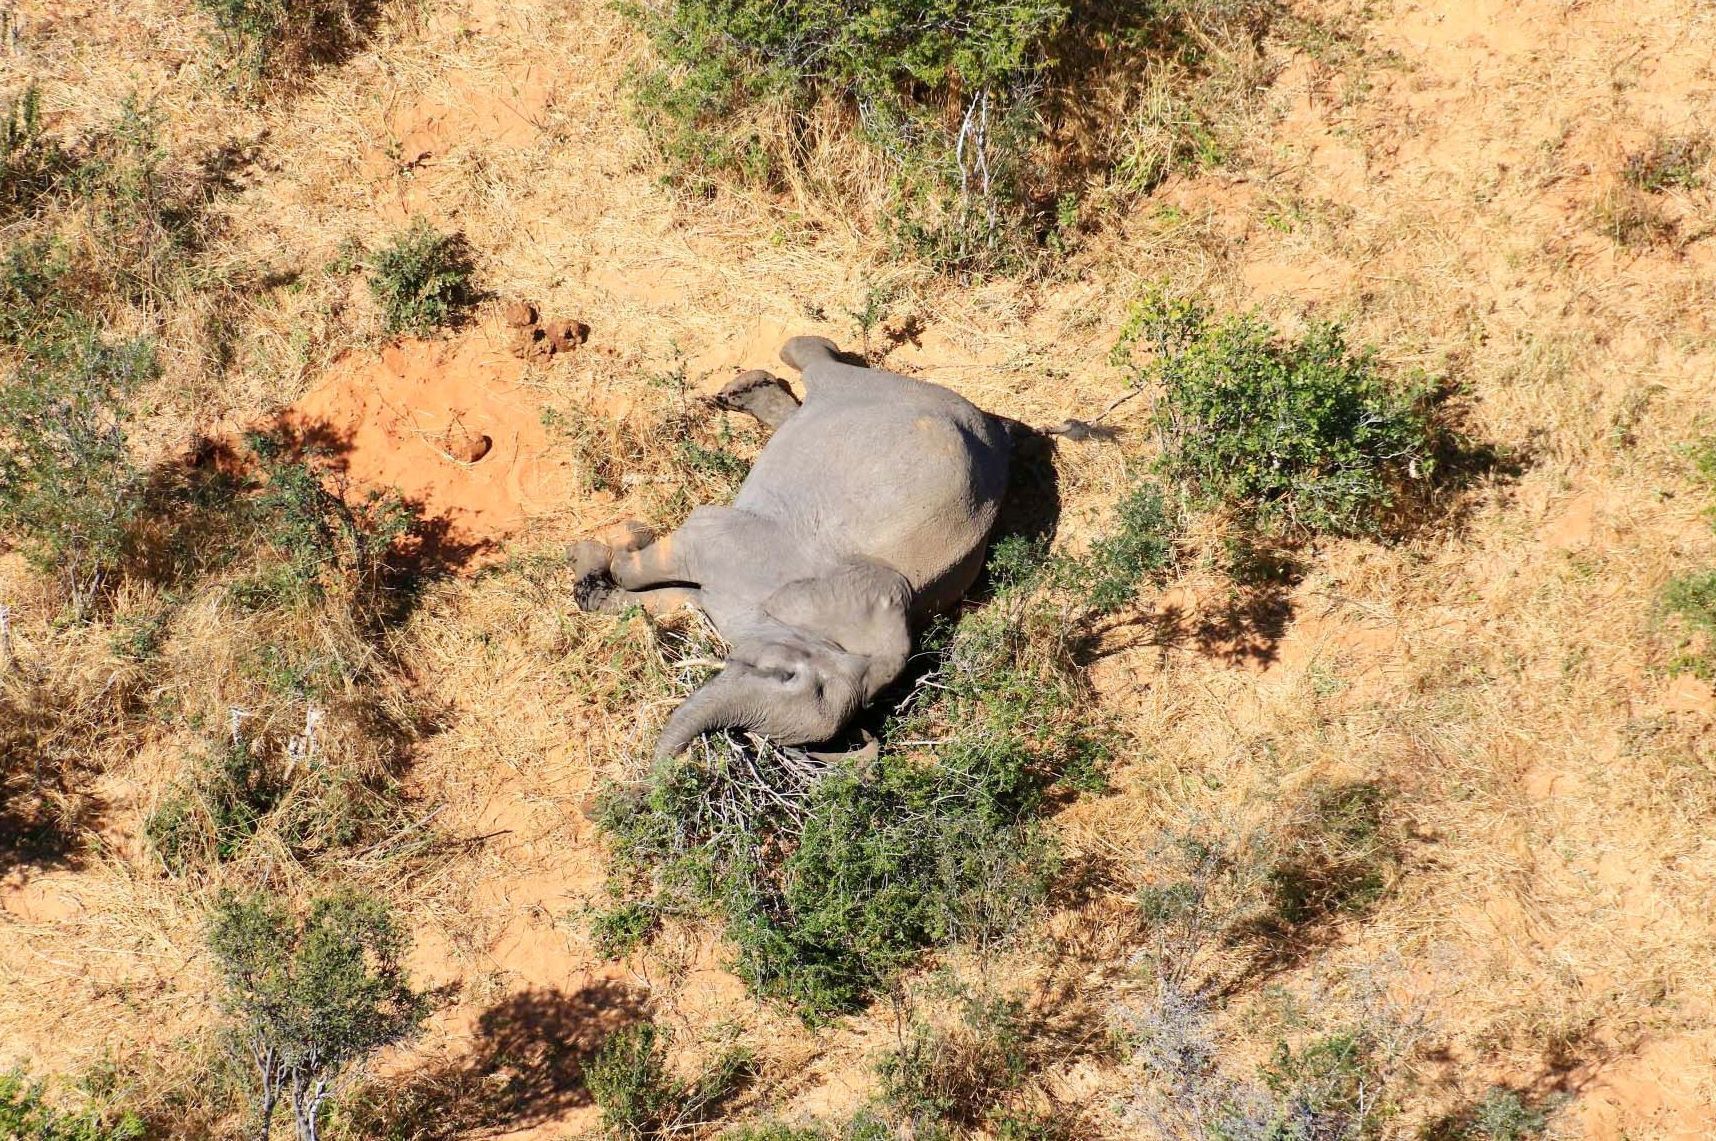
[209,889,428,1141]
[0,326,158,616]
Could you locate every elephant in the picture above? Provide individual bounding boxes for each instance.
[571,335,1021,760]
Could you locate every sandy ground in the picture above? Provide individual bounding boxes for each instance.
[3,0,1716,1136]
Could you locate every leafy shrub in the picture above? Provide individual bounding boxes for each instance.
[625,0,1273,271]
[594,543,1103,1020]
[0,324,160,615]
[209,889,428,1141]
[1261,1031,1393,1140]
[1115,290,1437,538]
[0,1069,144,1141]
[239,429,416,613]
[1077,478,1181,614]
[366,221,476,336]
[586,1021,750,1139]
[589,900,662,958]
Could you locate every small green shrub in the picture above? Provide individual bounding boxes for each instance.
[0,1069,144,1141]
[1077,478,1181,614]
[1663,571,1716,676]
[1450,1088,1553,1140]
[146,740,283,874]
[240,429,416,612]
[210,888,429,1141]
[1661,438,1716,675]
[1261,1031,1393,1140]
[0,324,160,615]
[366,221,476,336]
[1623,133,1710,193]
[589,900,662,958]
[587,1021,750,1139]
[1115,289,1437,538]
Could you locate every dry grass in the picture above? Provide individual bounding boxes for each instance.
[4,0,1716,1136]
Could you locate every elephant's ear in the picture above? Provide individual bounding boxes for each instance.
[762,561,912,700]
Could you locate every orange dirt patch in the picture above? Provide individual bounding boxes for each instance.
[279,328,581,557]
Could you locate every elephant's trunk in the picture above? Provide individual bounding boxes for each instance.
[654,668,759,760]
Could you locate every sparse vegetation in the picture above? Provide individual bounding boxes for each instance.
[0,327,158,616]
[1623,133,1710,192]
[0,1069,144,1141]
[877,989,1051,1137]
[196,0,383,80]
[366,221,477,336]
[209,889,429,1141]
[7,0,1715,1137]
[586,1020,751,1139]
[1662,437,1716,676]
[1114,288,1438,538]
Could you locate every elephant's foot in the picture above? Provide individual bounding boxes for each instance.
[594,520,656,552]
[713,370,800,431]
[569,539,616,613]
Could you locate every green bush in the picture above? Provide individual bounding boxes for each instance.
[0,1070,143,1141]
[366,221,476,336]
[589,900,662,958]
[624,0,1272,271]
[1115,289,1437,538]
[239,429,416,613]
[210,889,428,1141]
[146,739,283,874]
[1076,478,1181,614]
[1261,1031,1393,1140]
[0,323,159,615]
[586,1021,750,1139]
[594,542,1103,1020]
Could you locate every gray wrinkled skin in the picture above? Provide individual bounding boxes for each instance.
[572,335,1013,759]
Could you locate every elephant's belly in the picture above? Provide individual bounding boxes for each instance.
[733,405,1009,593]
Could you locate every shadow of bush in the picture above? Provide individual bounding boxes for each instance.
[336,981,652,1141]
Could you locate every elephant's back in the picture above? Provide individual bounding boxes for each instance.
[733,384,1010,597]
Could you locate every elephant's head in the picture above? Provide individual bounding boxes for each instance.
[654,633,869,759]
[654,561,914,759]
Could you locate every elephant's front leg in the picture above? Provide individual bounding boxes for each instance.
[572,521,699,613]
